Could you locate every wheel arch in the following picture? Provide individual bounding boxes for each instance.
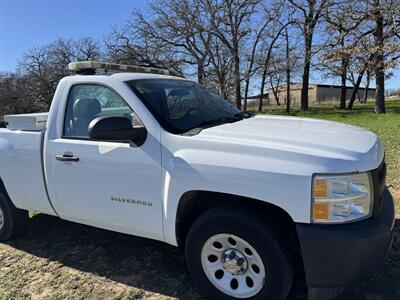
[0,176,15,207]
[0,137,16,196]
[175,190,300,250]
[0,176,6,193]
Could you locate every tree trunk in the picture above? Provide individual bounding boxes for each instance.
[363,71,370,103]
[339,66,347,109]
[301,31,313,111]
[374,0,385,113]
[243,25,265,112]
[375,68,385,113]
[257,25,288,113]
[197,61,205,85]
[301,62,310,111]
[258,67,267,113]
[339,44,348,109]
[347,71,365,110]
[339,33,347,110]
[244,76,250,111]
[270,77,281,105]
[217,70,228,100]
[233,52,242,109]
[272,89,280,105]
[285,29,291,113]
[286,81,291,113]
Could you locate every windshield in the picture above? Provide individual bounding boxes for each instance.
[126,79,245,134]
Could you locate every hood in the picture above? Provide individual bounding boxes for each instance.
[195,115,383,173]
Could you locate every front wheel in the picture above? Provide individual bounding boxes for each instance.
[185,207,294,300]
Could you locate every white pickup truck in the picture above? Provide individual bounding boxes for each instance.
[0,62,394,300]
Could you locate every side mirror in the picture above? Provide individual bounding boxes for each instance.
[88,116,147,147]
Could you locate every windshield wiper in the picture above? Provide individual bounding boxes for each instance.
[234,111,253,119]
[183,116,242,136]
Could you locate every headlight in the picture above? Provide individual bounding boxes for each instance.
[312,172,373,223]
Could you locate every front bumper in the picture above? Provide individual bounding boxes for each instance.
[296,188,395,300]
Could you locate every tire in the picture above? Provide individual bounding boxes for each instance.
[185,207,294,300]
[0,183,29,241]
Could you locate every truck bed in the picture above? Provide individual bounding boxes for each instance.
[0,128,56,215]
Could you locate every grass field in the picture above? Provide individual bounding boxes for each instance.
[0,100,399,300]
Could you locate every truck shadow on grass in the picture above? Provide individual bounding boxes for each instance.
[5,214,400,300]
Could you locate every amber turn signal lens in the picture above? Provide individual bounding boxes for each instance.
[314,179,328,198]
[313,202,329,220]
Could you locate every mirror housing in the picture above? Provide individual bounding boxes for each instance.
[88,116,147,147]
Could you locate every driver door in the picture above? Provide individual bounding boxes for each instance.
[46,83,163,240]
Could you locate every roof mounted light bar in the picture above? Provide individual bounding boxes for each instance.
[68,61,182,77]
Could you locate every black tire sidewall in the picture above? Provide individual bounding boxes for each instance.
[0,191,14,240]
[185,208,292,300]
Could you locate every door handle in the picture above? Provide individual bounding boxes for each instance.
[56,153,80,162]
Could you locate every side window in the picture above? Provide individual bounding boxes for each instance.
[64,84,140,138]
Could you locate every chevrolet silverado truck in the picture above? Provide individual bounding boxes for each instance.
[0,62,394,300]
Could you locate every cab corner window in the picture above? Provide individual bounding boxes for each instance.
[63,84,140,139]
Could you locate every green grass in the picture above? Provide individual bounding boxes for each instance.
[254,99,400,193]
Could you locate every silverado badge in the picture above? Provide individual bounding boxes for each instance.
[111,196,152,207]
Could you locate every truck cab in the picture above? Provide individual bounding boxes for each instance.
[0,61,395,300]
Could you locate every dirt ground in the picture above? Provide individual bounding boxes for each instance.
[0,191,399,300]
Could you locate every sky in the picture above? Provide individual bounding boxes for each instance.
[0,0,399,89]
[0,0,147,70]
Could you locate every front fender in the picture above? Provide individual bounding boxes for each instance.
[161,152,313,246]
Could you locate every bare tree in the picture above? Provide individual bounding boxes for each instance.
[362,70,371,103]
[205,36,235,100]
[4,0,399,117]
[269,61,285,105]
[288,0,333,111]
[106,24,183,74]
[242,20,269,111]
[75,37,103,61]
[107,0,213,82]
[16,38,104,111]
[242,2,283,111]
[321,2,355,109]
[346,50,374,110]
[205,0,262,109]
[0,72,41,117]
[284,27,303,112]
[285,28,292,113]
[146,0,213,82]
[340,0,399,112]
[17,46,57,109]
[257,19,292,112]
[370,0,400,113]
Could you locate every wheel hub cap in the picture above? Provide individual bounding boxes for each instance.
[201,233,266,298]
[222,248,248,275]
